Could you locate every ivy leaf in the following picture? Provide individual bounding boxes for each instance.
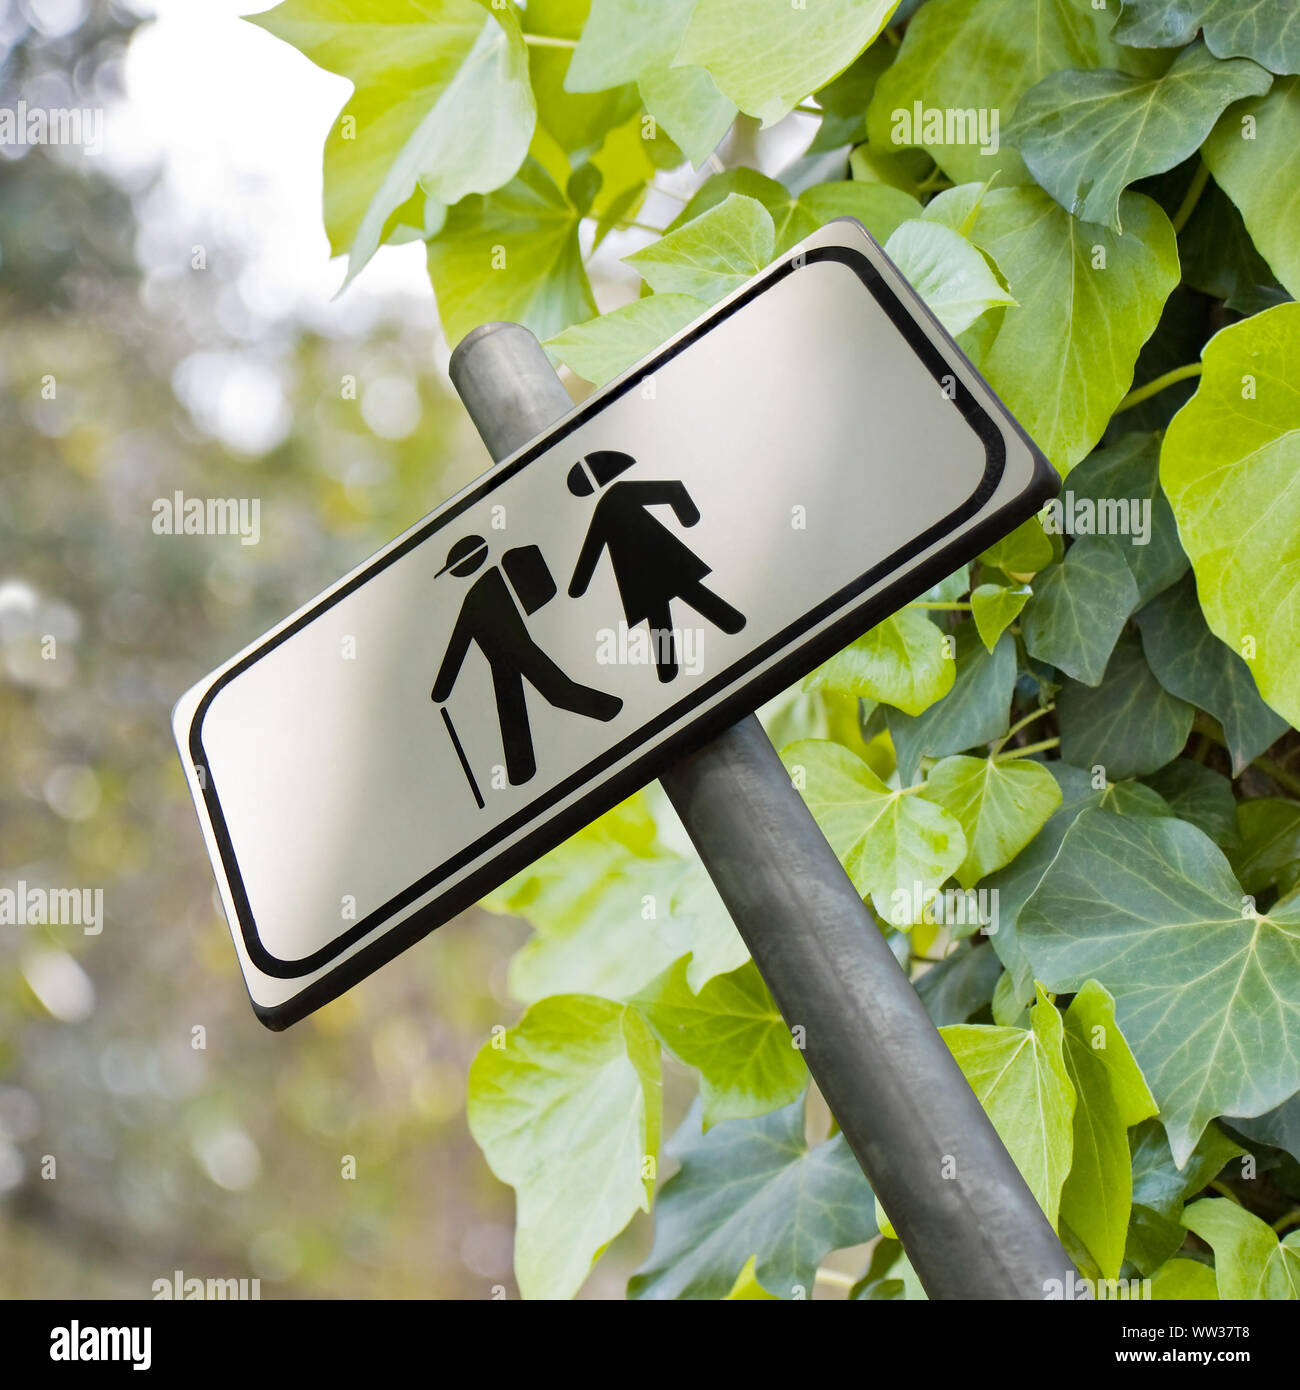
[1226,1091,1300,1163]
[866,0,1129,187]
[1136,574,1288,774]
[253,0,536,283]
[661,860,750,993]
[1230,800,1300,899]
[1063,433,1187,606]
[624,193,775,302]
[915,943,1004,1025]
[930,186,1180,475]
[1160,303,1300,729]
[807,45,894,153]
[545,292,705,386]
[426,159,594,346]
[883,219,1016,337]
[805,609,954,717]
[676,0,900,128]
[1058,632,1195,779]
[634,959,807,1128]
[1019,808,1300,1165]
[781,739,967,926]
[1142,760,1240,847]
[939,986,1075,1225]
[1113,0,1300,75]
[467,995,661,1299]
[1179,179,1290,317]
[1203,78,1300,298]
[971,583,1031,651]
[1182,1198,1300,1299]
[1150,1258,1220,1299]
[1006,43,1271,232]
[1023,536,1140,686]
[629,1098,876,1299]
[1058,981,1158,1280]
[918,755,1063,888]
[886,627,1016,786]
[978,514,1054,577]
[723,1256,780,1300]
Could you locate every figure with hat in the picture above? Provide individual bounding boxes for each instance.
[567,450,746,683]
[432,534,622,791]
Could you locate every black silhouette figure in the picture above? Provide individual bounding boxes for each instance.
[567,451,746,683]
[432,534,622,791]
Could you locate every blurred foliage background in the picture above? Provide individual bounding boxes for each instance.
[0,0,625,1298]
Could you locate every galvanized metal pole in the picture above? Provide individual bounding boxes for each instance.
[449,320,1077,1300]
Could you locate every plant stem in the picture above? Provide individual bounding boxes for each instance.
[618,219,668,236]
[1254,754,1300,799]
[1115,363,1203,414]
[994,736,1059,762]
[1272,1206,1300,1235]
[1209,1180,1242,1206]
[814,1267,857,1291]
[990,702,1056,755]
[794,102,823,116]
[908,600,971,610]
[522,33,576,49]
[1171,160,1211,236]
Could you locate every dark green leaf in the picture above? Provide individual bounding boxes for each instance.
[1022,536,1140,686]
[1142,760,1241,846]
[1113,0,1300,75]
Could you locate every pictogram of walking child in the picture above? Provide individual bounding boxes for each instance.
[567,450,746,683]
[431,534,621,799]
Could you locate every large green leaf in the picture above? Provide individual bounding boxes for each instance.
[467,995,661,1299]
[1136,574,1288,774]
[1019,808,1300,1165]
[1113,0,1300,75]
[252,0,535,282]
[885,627,1017,786]
[1230,799,1300,899]
[624,192,775,302]
[1022,536,1140,686]
[918,754,1063,888]
[1202,78,1300,298]
[1160,303,1300,729]
[1058,981,1157,1280]
[805,609,954,717]
[927,185,1180,474]
[1006,43,1271,232]
[1182,1198,1300,1299]
[426,158,594,346]
[634,959,807,1128]
[629,1098,876,1299]
[1142,760,1240,847]
[782,739,966,926]
[866,0,1128,186]
[940,986,1076,1224]
[883,219,1015,337]
[676,0,900,127]
[545,291,705,386]
[1057,632,1195,779]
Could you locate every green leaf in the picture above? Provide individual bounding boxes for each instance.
[883,219,1016,337]
[1226,1091,1300,1162]
[940,986,1076,1224]
[1006,43,1271,232]
[1136,574,1288,774]
[1062,433,1187,605]
[919,755,1063,888]
[1203,77,1300,298]
[971,583,1031,651]
[807,44,895,153]
[782,739,966,926]
[723,1255,780,1300]
[805,608,954,717]
[1019,808,1300,1165]
[915,943,1005,1025]
[467,995,661,1299]
[886,626,1017,786]
[1142,760,1240,847]
[930,185,1180,474]
[1230,799,1300,898]
[1179,178,1290,317]
[1150,1257,1220,1299]
[866,0,1130,186]
[545,292,705,386]
[1022,536,1140,686]
[978,514,1055,577]
[426,158,594,346]
[253,0,536,282]
[633,959,807,1128]
[1058,631,1195,778]
[1160,302,1300,729]
[1113,0,1300,75]
[629,1098,876,1299]
[676,0,900,127]
[1182,1198,1300,1299]
[660,859,750,993]
[624,193,775,302]
[1058,981,1158,1280]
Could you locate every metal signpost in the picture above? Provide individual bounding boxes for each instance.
[174,218,1076,1297]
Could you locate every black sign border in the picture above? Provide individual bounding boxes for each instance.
[185,235,1058,1028]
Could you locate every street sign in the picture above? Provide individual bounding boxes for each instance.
[174,218,1058,1029]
